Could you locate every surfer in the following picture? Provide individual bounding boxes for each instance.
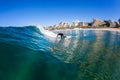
[57,33,66,39]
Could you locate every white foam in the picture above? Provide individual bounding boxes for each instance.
[37,26,71,42]
[37,25,56,38]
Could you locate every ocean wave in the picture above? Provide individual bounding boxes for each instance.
[0,26,78,80]
[0,26,52,51]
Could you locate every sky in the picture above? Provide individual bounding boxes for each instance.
[0,0,120,26]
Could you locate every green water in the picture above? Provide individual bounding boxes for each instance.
[0,27,120,80]
[0,43,78,80]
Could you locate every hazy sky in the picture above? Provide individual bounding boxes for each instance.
[0,0,119,26]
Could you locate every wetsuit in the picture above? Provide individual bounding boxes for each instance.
[57,33,64,38]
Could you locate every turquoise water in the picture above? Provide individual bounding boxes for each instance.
[0,26,120,80]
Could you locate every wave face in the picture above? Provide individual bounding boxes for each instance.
[0,26,120,80]
[0,26,53,51]
[0,26,78,80]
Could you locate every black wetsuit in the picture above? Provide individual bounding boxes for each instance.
[57,33,64,38]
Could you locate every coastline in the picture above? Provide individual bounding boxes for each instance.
[52,28,120,32]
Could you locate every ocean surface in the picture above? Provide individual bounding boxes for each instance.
[0,26,120,80]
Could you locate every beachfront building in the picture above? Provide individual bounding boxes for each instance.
[92,18,106,27]
[72,20,80,27]
[71,20,89,28]
[63,22,69,28]
[58,22,70,29]
[52,24,58,29]
[79,22,88,27]
[108,19,116,28]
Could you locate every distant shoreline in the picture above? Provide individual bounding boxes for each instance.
[44,18,120,31]
[51,28,120,32]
